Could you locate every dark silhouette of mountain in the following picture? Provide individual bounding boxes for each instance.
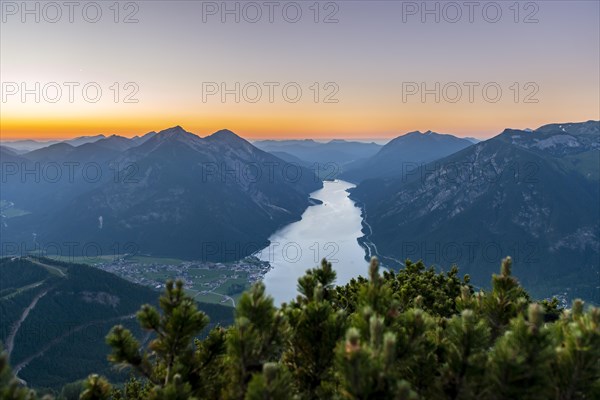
[91,135,135,152]
[1,127,322,262]
[350,121,600,303]
[2,135,106,153]
[131,131,157,146]
[0,139,61,152]
[63,134,106,147]
[22,143,76,163]
[253,139,382,167]
[0,145,28,155]
[0,257,233,389]
[341,131,473,183]
[267,151,310,166]
[0,145,24,160]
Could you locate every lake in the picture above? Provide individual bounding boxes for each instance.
[258,180,368,304]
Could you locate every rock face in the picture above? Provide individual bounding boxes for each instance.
[1,127,322,262]
[351,121,600,302]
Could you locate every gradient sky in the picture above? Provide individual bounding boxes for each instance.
[1,0,599,140]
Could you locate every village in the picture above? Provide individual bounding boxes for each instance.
[92,255,272,307]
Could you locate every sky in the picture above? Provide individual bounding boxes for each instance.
[1,0,599,140]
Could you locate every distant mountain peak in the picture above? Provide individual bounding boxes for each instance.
[206,129,249,146]
[157,125,189,137]
[209,129,240,138]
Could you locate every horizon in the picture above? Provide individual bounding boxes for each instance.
[2,1,599,140]
[2,118,597,144]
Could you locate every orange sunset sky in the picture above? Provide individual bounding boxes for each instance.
[1,1,599,141]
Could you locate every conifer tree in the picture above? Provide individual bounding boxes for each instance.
[244,363,294,400]
[5,255,600,399]
[104,280,210,398]
[79,375,111,400]
[481,257,528,339]
[335,324,417,399]
[439,309,490,399]
[486,304,554,400]
[283,259,346,399]
[551,300,600,399]
[225,282,285,400]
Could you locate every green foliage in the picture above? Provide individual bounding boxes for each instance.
[550,301,600,400]
[225,283,285,400]
[244,363,294,400]
[4,256,600,400]
[283,260,346,399]
[79,375,112,400]
[0,257,233,390]
[105,280,210,398]
[439,310,490,399]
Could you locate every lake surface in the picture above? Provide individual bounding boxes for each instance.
[258,180,368,304]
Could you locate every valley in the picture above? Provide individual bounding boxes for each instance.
[88,255,271,307]
[1,120,598,395]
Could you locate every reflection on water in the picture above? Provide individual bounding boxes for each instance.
[258,180,368,304]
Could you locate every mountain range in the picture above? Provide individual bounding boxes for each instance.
[340,131,474,183]
[253,139,383,178]
[351,120,600,302]
[2,121,598,302]
[1,127,322,261]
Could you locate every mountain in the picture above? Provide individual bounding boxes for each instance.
[350,121,600,303]
[267,151,310,166]
[341,131,474,183]
[0,145,28,155]
[90,135,136,152]
[2,135,106,153]
[0,145,24,160]
[1,127,322,262]
[63,134,106,147]
[0,140,60,153]
[253,139,382,167]
[22,143,77,163]
[131,131,157,146]
[0,257,233,388]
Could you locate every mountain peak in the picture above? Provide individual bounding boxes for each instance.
[206,129,249,146]
[209,129,240,138]
[157,125,188,137]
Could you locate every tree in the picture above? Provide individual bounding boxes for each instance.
[225,283,285,400]
[283,259,346,399]
[6,256,600,400]
[104,280,209,398]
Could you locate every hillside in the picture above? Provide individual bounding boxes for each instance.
[0,127,322,262]
[341,130,473,182]
[3,257,598,400]
[0,257,233,389]
[351,121,600,303]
